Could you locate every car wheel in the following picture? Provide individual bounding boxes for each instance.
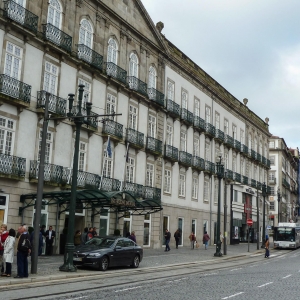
[131,255,140,268]
[99,256,109,271]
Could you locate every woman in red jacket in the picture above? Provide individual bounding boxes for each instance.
[0,224,9,275]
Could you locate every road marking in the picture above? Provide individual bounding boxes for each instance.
[230,268,242,272]
[282,274,292,279]
[249,264,258,268]
[115,286,142,292]
[250,254,262,257]
[66,297,88,300]
[258,282,273,288]
[222,292,244,299]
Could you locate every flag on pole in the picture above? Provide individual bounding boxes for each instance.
[106,136,112,158]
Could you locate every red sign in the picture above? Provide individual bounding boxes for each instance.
[244,195,252,220]
[247,219,253,226]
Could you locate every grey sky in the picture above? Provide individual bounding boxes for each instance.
[142,0,300,148]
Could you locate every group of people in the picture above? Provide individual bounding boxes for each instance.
[74,227,98,246]
[165,229,211,251]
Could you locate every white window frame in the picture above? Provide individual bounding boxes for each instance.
[205,106,211,123]
[106,93,117,119]
[214,179,218,204]
[240,129,245,144]
[99,209,110,236]
[192,177,198,200]
[78,78,91,104]
[79,19,93,48]
[0,117,15,155]
[103,149,113,178]
[148,66,156,89]
[232,125,237,139]
[179,173,186,197]
[224,119,229,135]
[4,42,22,80]
[47,0,62,28]
[167,81,174,101]
[126,157,135,183]
[162,216,170,247]
[129,105,138,130]
[78,141,87,171]
[193,137,200,157]
[38,129,53,164]
[107,38,118,64]
[194,98,200,117]
[143,214,151,247]
[43,61,58,95]
[181,90,188,109]
[0,194,9,224]
[215,113,220,130]
[129,53,138,77]
[180,131,187,152]
[204,179,210,202]
[205,140,211,161]
[164,169,171,194]
[166,124,173,146]
[148,115,156,138]
[146,163,154,187]
[192,219,197,237]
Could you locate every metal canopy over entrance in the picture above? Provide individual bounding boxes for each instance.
[20,189,163,219]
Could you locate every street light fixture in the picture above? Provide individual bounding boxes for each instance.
[214,154,224,257]
[261,182,267,248]
[277,187,281,224]
[223,170,230,255]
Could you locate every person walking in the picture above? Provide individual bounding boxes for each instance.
[2,228,16,277]
[129,231,136,243]
[45,226,55,255]
[164,229,171,252]
[265,236,270,258]
[74,230,82,247]
[203,231,210,250]
[189,232,196,249]
[174,229,181,249]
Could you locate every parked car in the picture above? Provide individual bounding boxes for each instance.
[73,236,143,271]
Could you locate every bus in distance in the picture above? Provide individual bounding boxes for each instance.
[273,222,300,249]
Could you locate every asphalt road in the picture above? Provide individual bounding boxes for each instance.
[2,248,298,300]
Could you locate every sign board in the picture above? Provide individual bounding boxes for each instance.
[247,219,253,226]
[267,226,272,230]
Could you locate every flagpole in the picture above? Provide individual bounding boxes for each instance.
[99,136,110,190]
[120,142,129,191]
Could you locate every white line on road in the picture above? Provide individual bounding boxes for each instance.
[250,254,262,257]
[115,286,142,292]
[282,274,292,279]
[258,282,273,288]
[65,297,88,300]
[230,268,242,272]
[249,265,258,268]
[222,292,244,299]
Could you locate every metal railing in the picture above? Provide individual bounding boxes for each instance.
[192,156,205,170]
[103,62,127,84]
[77,44,103,71]
[124,182,144,198]
[63,168,100,189]
[146,137,162,155]
[205,160,215,173]
[147,88,164,106]
[251,149,256,160]
[241,144,248,154]
[251,179,257,188]
[242,176,248,185]
[215,129,225,142]
[233,172,241,183]
[126,128,144,148]
[142,186,161,202]
[164,145,178,161]
[180,108,193,125]
[234,140,241,152]
[29,160,63,184]
[193,116,206,132]
[205,123,215,137]
[0,153,25,178]
[100,176,121,192]
[226,169,233,180]
[179,151,192,166]
[102,119,123,139]
[37,91,66,116]
[224,135,234,148]
[165,99,180,118]
[127,76,147,96]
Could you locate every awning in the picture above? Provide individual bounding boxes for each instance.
[20,189,163,218]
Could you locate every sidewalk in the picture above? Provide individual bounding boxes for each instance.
[0,241,270,286]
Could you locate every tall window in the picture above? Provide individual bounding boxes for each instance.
[224,119,229,134]
[5,42,22,80]
[106,93,116,118]
[78,78,91,104]
[99,209,109,236]
[232,155,236,172]
[47,0,62,28]
[248,133,252,149]
[38,130,52,163]
[129,53,138,77]
[232,125,237,139]
[43,62,58,95]
[148,66,156,89]
[179,173,186,197]
[240,129,245,144]
[167,81,174,100]
[79,19,93,48]
[194,98,200,117]
[224,152,229,169]
[215,113,220,130]
[166,125,173,146]
[143,215,151,246]
[193,137,200,157]
[148,115,156,138]
[79,142,86,171]
[180,131,186,151]
[107,38,118,64]
[259,142,263,154]
[0,117,14,155]
[129,105,137,130]
[126,157,135,183]
[103,144,113,178]
[204,179,210,202]
[241,158,244,176]
[205,106,211,123]
[192,177,198,199]
[146,163,154,187]
[181,91,188,109]
[164,169,171,193]
[205,140,210,161]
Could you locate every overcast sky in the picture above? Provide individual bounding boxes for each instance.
[142,0,300,148]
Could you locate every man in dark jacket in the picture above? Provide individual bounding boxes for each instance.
[45,226,55,255]
[164,229,171,252]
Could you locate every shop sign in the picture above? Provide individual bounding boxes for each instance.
[245,187,256,195]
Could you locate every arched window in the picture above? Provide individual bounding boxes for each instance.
[107,38,118,64]
[148,66,156,89]
[79,19,93,48]
[47,0,62,28]
[129,53,138,77]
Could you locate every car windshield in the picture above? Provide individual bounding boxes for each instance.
[85,237,104,246]
[97,237,116,248]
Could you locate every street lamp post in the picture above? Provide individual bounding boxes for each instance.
[223,171,228,255]
[214,155,224,257]
[277,188,281,224]
[261,182,267,248]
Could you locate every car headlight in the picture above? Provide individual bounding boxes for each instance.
[87,253,102,257]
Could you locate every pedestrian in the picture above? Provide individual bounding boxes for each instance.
[92,227,98,237]
[189,232,196,249]
[87,227,94,240]
[30,228,43,256]
[0,224,9,275]
[174,229,181,249]
[15,225,31,278]
[164,229,171,252]
[220,233,224,247]
[203,231,210,250]
[265,236,270,258]
[40,225,46,237]
[74,230,82,247]
[45,226,55,255]
[81,227,89,244]
[129,231,136,243]
[2,228,16,277]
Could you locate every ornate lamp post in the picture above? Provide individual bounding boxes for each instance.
[261,182,267,248]
[277,187,281,224]
[214,155,224,257]
[223,171,229,255]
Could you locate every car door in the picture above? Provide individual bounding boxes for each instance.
[111,239,125,267]
[123,239,135,265]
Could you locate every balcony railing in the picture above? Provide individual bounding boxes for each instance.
[142,186,161,202]
[204,160,215,174]
[104,62,127,84]
[267,159,270,168]
[282,178,290,189]
[127,76,147,96]
[0,74,31,103]
[226,169,233,180]
[179,151,192,167]
[165,99,180,118]
[102,119,123,139]
[251,149,256,160]
[164,145,178,162]
[124,182,144,198]
[241,144,248,155]
[0,153,25,178]
[100,176,121,192]
[63,168,100,189]
[77,44,103,71]
[224,135,234,148]
[37,91,66,116]
[71,105,98,129]
[242,176,248,185]
[192,156,205,171]
[205,123,215,138]
[148,88,164,106]
[257,182,262,190]
[256,153,262,163]
[233,172,241,183]
[4,0,38,33]
[215,129,225,143]
[266,186,271,195]
[180,108,193,126]
[193,116,206,132]
[268,178,276,184]
[126,128,144,149]
[234,140,241,152]
[146,137,162,155]
[251,179,257,188]
[262,156,267,166]
[29,160,63,184]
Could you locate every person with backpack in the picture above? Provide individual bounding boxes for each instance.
[15,225,31,278]
[189,232,196,249]
[203,231,210,250]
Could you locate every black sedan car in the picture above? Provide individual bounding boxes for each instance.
[73,236,143,271]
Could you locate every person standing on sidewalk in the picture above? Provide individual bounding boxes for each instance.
[203,231,210,250]
[2,228,15,277]
[164,229,171,252]
[189,232,196,249]
[174,229,180,249]
[265,236,270,258]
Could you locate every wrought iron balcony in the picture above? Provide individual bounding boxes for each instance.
[224,135,234,148]
[180,108,193,126]
[148,88,164,106]
[251,149,256,160]
[62,168,100,189]
[215,129,225,143]
[204,160,215,174]
[262,156,267,166]
[103,62,127,85]
[256,153,262,163]
[193,116,206,133]
[29,160,63,184]
[124,182,144,198]
[37,91,66,116]
[257,182,262,190]
[102,119,123,139]
[126,128,144,149]
[282,178,290,189]
[205,123,215,138]
[266,186,271,195]
[233,172,241,183]
[0,153,25,179]
[178,151,192,167]
[100,176,121,192]
[251,179,257,188]
[77,44,103,71]
[234,140,241,152]
[242,176,248,185]
[0,74,31,104]
[42,23,72,53]
[71,105,97,129]
[225,169,233,180]
[142,186,161,202]
[164,145,178,162]
[127,76,147,96]
[146,137,162,156]
[165,99,180,119]
[4,0,38,33]
[192,156,205,171]
[241,144,248,155]
[267,159,270,168]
